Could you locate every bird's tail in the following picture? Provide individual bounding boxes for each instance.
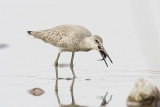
[27,31,38,36]
[27,31,32,35]
[27,31,45,40]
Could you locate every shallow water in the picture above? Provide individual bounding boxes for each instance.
[1,0,160,106]
[1,40,160,107]
[0,66,159,107]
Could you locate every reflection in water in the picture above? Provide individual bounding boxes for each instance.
[127,100,160,107]
[100,92,112,106]
[128,105,155,107]
[28,88,44,96]
[58,63,70,68]
[55,79,86,107]
[55,65,75,78]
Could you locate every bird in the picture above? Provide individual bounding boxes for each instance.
[27,25,112,78]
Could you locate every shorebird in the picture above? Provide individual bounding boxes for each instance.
[27,25,112,78]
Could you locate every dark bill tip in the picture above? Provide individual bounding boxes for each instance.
[103,58,108,67]
[107,54,113,64]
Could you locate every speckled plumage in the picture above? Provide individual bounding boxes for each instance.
[27,25,111,78]
[28,25,96,52]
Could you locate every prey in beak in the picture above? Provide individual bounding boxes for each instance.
[91,35,112,67]
[98,46,113,67]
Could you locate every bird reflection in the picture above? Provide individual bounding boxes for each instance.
[55,79,86,107]
[55,65,75,79]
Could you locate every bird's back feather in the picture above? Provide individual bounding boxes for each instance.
[28,25,92,51]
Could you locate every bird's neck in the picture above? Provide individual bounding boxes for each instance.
[79,37,93,51]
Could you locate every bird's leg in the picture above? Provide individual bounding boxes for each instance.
[70,67,76,78]
[70,52,76,78]
[54,52,61,66]
[54,52,61,78]
[55,66,58,78]
[70,52,75,68]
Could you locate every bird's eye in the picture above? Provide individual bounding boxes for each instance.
[95,39,99,43]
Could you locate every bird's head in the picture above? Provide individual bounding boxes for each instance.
[90,35,103,50]
[89,35,113,67]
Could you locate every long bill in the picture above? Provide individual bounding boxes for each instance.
[99,47,113,67]
[103,47,113,64]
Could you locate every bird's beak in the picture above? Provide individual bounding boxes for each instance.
[98,46,113,67]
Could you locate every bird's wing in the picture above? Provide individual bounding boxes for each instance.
[28,25,92,48]
[40,25,77,47]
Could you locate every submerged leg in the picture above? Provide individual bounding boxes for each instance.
[54,52,61,78]
[70,52,76,78]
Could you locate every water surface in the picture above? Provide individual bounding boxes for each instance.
[0,67,159,107]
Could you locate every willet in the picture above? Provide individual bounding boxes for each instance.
[27,25,112,78]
